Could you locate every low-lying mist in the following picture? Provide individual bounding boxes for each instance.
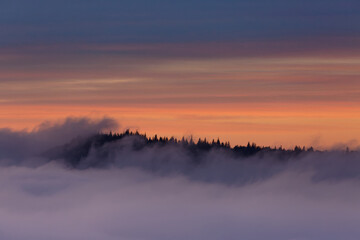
[0,117,359,240]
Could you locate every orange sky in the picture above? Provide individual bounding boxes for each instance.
[1,55,360,149]
[2,0,360,149]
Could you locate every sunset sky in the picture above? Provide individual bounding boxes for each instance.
[1,0,360,148]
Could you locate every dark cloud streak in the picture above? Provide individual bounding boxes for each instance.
[1,0,360,46]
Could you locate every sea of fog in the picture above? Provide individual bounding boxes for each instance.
[0,118,359,240]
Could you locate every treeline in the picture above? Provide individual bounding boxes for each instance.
[95,130,315,153]
[46,130,318,167]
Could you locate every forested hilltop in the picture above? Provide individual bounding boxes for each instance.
[46,130,320,168]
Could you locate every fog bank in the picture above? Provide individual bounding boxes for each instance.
[0,118,359,240]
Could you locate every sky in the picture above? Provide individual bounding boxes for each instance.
[1,0,360,148]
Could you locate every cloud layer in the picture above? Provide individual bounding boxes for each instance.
[0,117,360,240]
[2,0,360,46]
[0,117,118,163]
